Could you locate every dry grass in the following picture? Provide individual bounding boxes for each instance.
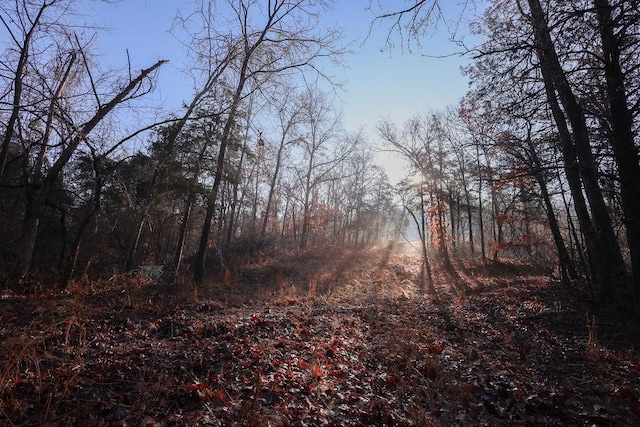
[0,297,92,423]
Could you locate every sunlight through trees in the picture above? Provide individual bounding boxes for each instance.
[1,0,639,312]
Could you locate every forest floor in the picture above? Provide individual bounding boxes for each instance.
[1,243,640,426]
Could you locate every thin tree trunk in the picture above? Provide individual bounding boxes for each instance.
[61,176,103,288]
[172,143,208,279]
[476,144,487,264]
[291,203,297,244]
[419,189,435,296]
[490,178,500,262]
[124,214,146,272]
[9,201,42,285]
[260,143,285,244]
[434,188,452,269]
[464,186,475,256]
[560,179,592,285]
[0,4,49,182]
[300,158,314,250]
[449,191,456,252]
[251,154,260,237]
[535,167,576,284]
[524,136,577,282]
[193,69,247,283]
[172,192,195,276]
[280,195,290,241]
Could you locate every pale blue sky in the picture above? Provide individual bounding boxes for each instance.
[80,1,476,182]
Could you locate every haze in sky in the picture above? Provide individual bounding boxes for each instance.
[82,1,475,183]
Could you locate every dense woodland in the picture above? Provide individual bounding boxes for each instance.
[1,0,638,306]
[2,0,640,425]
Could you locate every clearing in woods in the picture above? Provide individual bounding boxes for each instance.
[1,243,639,425]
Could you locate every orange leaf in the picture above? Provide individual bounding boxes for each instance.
[311,364,323,379]
[298,326,310,334]
[215,389,228,402]
[189,382,206,391]
[297,358,309,369]
[426,342,446,354]
[331,368,346,378]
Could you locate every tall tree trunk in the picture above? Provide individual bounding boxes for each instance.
[251,154,261,237]
[528,145,577,283]
[172,192,195,277]
[300,157,314,250]
[225,185,239,248]
[457,172,475,256]
[559,172,592,284]
[0,4,49,182]
[454,146,475,256]
[419,189,435,296]
[172,143,208,279]
[404,189,435,298]
[434,188,452,270]
[449,191,456,252]
[193,72,248,283]
[193,1,298,280]
[225,163,243,249]
[594,0,640,304]
[123,213,147,272]
[8,198,42,285]
[8,52,76,285]
[527,0,630,303]
[291,203,298,244]
[490,178,500,261]
[280,195,290,241]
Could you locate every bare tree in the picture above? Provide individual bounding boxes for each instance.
[295,88,359,249]
[398,179,436,298]
[0,0,166,285]
[175,0,346,283]
[378,113,454,266]
[521,0,631,304]
[258,88,304,244]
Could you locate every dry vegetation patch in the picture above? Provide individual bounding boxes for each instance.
[2,244,640,425]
